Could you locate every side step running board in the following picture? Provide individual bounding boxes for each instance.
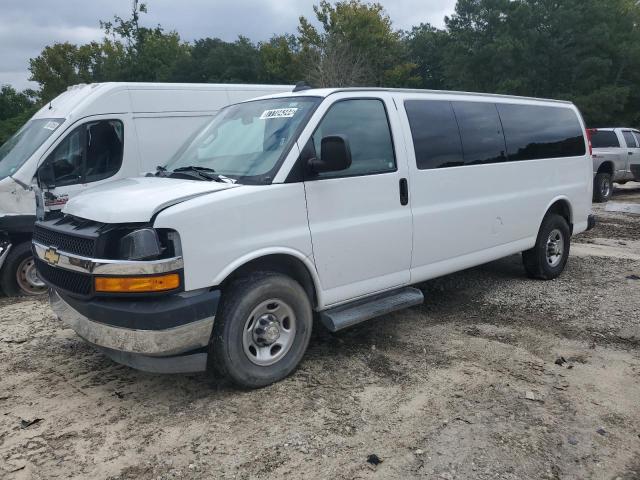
[319,287,424,332]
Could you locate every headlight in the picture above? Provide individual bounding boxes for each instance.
[119,228,163,260]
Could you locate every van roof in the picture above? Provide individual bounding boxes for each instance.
[256,87,574,105]
[32,82,294,121]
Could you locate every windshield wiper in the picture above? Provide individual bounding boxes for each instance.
[170,165,226,182]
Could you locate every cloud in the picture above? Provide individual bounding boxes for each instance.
[0,0,456,91]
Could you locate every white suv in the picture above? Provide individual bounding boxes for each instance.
[34,87,594,388]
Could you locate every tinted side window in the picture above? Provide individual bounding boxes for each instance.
[452,101,507,166]
[591,130,620,148]
[622,131,638,148]
[312,99,395,178]
[633,132,640,148]
[84,120,124,183]
[497,104,585,160]
[404,100,464,169]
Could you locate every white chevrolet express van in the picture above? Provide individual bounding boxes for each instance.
[34,88,595,388]
[0,82,292,295]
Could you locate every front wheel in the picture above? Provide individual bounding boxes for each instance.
[522,213,571,280]
[209,272,313,388]
[593,173,612,203]
[1,242,47,296]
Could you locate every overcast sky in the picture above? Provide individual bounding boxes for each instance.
[0,0,456,91]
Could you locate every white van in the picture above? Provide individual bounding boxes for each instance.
[34,88,595,388]
[0,82,292,295]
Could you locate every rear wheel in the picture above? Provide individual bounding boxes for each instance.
[209,272,313,388]
[522,213,571,280]
[593,173,612,202]
[0,242,47,296]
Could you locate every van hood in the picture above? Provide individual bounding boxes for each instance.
[63,176,238,223]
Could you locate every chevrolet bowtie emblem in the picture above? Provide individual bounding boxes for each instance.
[44,248,60,265]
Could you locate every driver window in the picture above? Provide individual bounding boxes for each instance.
[311,99,396,179]
[47,128,84,187]
[44,120,124,187]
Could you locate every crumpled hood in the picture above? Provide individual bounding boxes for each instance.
[63,176,238,223]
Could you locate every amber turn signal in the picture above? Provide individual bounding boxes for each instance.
[95,274,180,293]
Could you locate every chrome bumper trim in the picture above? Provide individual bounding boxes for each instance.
[0,241,11,271]
[33,241,183,275]
[50,290,214,356]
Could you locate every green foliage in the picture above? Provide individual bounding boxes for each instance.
[2,0,639,147]
[297,0,413,86]
[174,36,263,83]
[0,85,38,145]
[438,0,640,125]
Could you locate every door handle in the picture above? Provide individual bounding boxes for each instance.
[629,152,634,155]
[399,178,409,206]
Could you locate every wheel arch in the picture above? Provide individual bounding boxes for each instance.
[596,161,614,175]
[214,249,322,309]
[542,197,573,234]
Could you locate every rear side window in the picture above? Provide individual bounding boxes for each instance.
[497,104,585,160]
[590,130,620,148]
[452,101,507,166]
[404,100,464,169]
[312,99,396,178]
[633,132,640,147]
[622,131,638,148]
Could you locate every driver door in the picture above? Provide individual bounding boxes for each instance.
[302,94,413,307]
[38,118,126,211]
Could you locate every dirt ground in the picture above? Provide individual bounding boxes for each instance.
[1,184,639,480]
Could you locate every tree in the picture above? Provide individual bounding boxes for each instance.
[403,24,449,89]
[28,1,189,102]
[174,37,262,83]
[0,86,38,145]
[439,0,640,125]
[259,34,303,84]
[297,0,411,87]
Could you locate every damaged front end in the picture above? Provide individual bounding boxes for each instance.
[33,214,220,373]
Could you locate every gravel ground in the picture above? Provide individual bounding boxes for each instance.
[1,184,639,480]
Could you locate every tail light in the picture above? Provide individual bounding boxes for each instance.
[586,128,596,156]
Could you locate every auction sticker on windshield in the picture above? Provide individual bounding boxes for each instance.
[43,121,61,130]
[260,108,298,120]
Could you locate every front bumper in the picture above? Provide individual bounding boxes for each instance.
[0,239,11,271]
[50,288,220,373]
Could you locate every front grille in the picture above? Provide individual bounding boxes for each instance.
[33,225,96,257]
[35,258,92,296]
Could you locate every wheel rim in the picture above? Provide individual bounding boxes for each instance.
[601,178,611,197]
[242,298,296,366]
[16,257,47,295]
[546,229,564,268]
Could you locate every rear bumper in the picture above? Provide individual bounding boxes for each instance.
[50,288,220,373]
[587,214,596,231]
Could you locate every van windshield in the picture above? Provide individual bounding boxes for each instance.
[165,97,320,184]
[0,118,64,181]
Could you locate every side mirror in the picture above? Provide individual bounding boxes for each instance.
[38,162,56,189]
[309,135,352,174]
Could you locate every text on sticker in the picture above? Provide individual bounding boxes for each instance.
[260,108,298,120]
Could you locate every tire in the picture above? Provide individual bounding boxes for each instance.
[593,173,612,203]
[0,241,48,296]
[209,272,313,389]
[522,213,571,280]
